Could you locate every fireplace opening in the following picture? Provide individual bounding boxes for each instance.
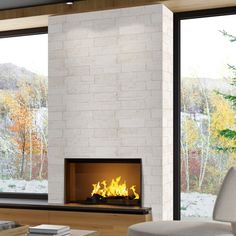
[65,159,142,207]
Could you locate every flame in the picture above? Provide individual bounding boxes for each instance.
[91,176,139,199]
[130,185,139,200]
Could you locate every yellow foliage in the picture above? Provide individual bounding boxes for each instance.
[2,88,41,158]
[210,94,235,148]
[182,117,199,148]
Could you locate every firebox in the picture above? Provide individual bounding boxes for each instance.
[65,158,142,207]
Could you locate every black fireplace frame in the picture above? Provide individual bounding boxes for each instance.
[64,158,143,207]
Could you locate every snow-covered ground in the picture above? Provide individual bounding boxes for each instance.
[181,192,216,219]
[0,181,216,217]
[0,179,48,193]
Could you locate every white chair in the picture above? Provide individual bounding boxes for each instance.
[128,167,236,236]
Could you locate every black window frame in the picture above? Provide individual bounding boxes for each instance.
[0,27,48,200]
[173,6,236,220]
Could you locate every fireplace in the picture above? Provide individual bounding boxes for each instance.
[65,159,142,207]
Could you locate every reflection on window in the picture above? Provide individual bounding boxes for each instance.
[0,34,48,193]
[181,15,236,219]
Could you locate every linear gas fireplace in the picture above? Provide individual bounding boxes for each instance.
[65,159,142,207]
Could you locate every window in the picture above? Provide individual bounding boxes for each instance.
[0,30,48,194]
[176,12,236,220]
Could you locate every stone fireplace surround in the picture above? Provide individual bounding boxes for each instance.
[48,4,173,221]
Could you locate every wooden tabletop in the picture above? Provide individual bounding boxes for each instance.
[70,229,98,236]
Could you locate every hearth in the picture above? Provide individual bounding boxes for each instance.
[65,159,142,207]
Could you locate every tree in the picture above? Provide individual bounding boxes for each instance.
[217,31,236,151]
[3,77,48,180]
[211,94,235,149]
[4,91,33,178]
[181,116,199,191]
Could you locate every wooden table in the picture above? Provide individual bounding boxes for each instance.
[70,229,98,236]
[0,224,99,236]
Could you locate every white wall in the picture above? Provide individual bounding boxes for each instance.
[48,4,173,220]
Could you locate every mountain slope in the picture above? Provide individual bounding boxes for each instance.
[0,63,42,90]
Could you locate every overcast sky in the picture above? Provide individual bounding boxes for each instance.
[181,14,236,79]
[0,34,48,76]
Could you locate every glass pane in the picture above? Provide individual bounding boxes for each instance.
[0,34,48,193]
[181,15,236,219]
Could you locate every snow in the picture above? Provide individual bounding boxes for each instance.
[0,179,48,193]
[181,192,217,219]
[0,181,216,217]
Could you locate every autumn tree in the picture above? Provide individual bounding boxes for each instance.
[3,76,48,180]
[4,91,33,178]
[181,116,199,191]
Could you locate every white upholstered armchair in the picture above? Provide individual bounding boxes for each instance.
[128,167,236,236]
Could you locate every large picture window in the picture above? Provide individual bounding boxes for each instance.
[178,13,236,219]
[0,31,48,194]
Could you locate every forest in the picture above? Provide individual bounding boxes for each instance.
[181,32,236,196]
[0,63,48,192]
[181,75,236,194]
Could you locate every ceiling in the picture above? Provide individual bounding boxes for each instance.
[0,0,236,32]
[0,16,48,31]
[0,0,236,13]
[0,0,64,10]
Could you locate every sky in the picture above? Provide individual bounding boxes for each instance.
[181,14,236,79]
[0,34,48,76]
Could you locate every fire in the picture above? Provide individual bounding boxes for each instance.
[91,176,139,200]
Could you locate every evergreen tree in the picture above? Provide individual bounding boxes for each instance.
[217,31,236,151]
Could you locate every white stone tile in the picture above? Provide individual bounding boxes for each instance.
[89,137,120,147]
[49,112,63,121]
[94,129,117,138]
[117,147,138,157]
[48,24,63,34]
[121,137,146,146]
[48,129,63,138]
[120,81,146,91]
[119,118,145,128]
[64,146,95,157]
[93,110,115,120]
[120,100,146,109]
[94,37,118,47]
[95,147,118,157]
[116,109,150,119]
